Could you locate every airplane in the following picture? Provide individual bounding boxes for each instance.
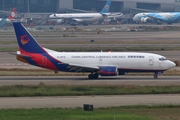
[49,0,112,25]
[0,8,16,26]
[133,12,180,25]
[48,12,123,25]
[12,22,176,79]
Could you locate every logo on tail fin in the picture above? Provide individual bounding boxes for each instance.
[20,35,30,45]
[8,8,16,20]
[11,12,15,18]
[105,5,109,11]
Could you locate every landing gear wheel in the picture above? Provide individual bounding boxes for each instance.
[88,74,99,79]
[154,74,158,79]
[88,74,94,79]
[93,74,99,79]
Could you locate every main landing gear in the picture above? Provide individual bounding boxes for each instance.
[88,73,99,79]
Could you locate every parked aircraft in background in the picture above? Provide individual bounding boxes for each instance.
[106,12,123,19]
[0,8,16,26]
[49,0,112,25]
[12,22,175,79]
[103,12,123,24]
[133,12,180,24]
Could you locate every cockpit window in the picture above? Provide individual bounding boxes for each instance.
[159,57,167,61]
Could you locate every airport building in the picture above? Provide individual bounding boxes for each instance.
[0,0,177,14]
[61,0,176,14]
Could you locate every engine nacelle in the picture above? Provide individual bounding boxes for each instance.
[99,66,118,76]
[73,19,83,22]
[141,17,150,23]
[57,19,63,24]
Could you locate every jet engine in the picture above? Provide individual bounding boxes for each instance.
[57,19,63,24]
[141,17,150,23]
[73,19,83,22]
[99,66,118,76]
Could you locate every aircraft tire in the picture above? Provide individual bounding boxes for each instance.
[88,74,93,79]
[154,74,158,79]
[88,74,99,79]
[93,74,99,79]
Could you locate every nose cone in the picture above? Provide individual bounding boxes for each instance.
[49,14,53,18]
[49,14,56,18]
[169,61,176,69]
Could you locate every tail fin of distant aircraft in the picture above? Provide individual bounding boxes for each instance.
[13,22,45,54]
[8,8,16,20]
[100,0,112,13]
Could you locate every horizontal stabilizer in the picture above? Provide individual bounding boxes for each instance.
[9,52,31,58]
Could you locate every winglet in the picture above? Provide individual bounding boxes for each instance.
[13,22,45,54]
[100,0,112,13]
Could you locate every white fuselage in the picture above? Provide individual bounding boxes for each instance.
[49,13,104,23]
[44,48,175,72]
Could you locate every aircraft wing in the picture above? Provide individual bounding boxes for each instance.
[66,63,100,72]
[101,13,111,16]
[106,12,123,18]
[146,14,164,21]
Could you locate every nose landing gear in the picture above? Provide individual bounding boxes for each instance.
[153,71,163,79]
[154,74,158,79]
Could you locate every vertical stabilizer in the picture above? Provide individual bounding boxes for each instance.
[8,8,16,20]
[13,22,45,54]
[100,0,112,13]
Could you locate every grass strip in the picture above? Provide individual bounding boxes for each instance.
[0,85,180,97]
[0,105,180,120]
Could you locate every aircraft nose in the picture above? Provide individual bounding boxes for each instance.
[133,16,136,21]
[169,61,176,68]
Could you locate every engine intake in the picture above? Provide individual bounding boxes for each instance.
[141,17,150,23]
